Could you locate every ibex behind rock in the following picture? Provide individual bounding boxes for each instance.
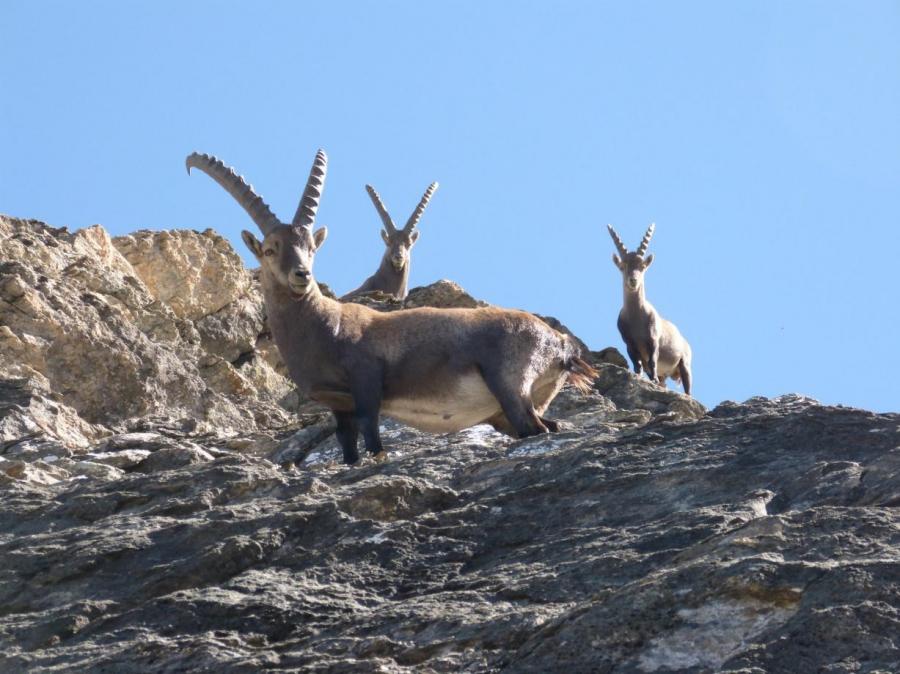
[187,150,597,464]
[607,223,693,395]
[342,182,438,300]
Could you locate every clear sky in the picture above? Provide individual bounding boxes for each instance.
[2,1,898,412]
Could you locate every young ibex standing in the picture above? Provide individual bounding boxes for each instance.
[187,150,597,464]
[607,223,693,395]
[342,182,438,300]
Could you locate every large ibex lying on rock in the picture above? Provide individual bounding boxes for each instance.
[607,223,693,395]
[187,150,597,464]
[342,182,438,300]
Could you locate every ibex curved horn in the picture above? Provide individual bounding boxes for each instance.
[365,185,397,234]
[292,149,328,229]
[403,182,439,233]
[186,153,281,235]
[607,224,628,257]
[636,222,655,257]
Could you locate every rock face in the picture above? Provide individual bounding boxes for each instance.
[1,392,898,673]
[113,227,253,321]
[2,217,899,672]
[0,217,294,442]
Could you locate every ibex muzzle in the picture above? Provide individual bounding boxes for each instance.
[188,149,597,464]
[254,227,323,296]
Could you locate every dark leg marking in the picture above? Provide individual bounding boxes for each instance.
[646,343,659,382]
[333,410,360,465]
[678,359,692,396]
[625,342,643,375]
[351,371,386,458]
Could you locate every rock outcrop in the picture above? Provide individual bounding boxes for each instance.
[0,217,295,442]
[2,216,898,672]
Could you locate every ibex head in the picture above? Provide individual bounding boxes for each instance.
[608,223,655,292]
[366,182,438,271]
[186,150,329,297]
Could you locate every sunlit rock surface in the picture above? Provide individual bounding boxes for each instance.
[2,217,898,672]
[0,216,294,435]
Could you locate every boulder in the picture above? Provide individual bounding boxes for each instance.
[0,217,295,438]
[112,228,251,321]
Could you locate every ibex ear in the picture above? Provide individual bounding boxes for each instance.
[409,230,420,245]
[643,253,654,269]
[313,227,328,250]
[241,230,263,260]
[612,254,624,270]
[381,229,390,245]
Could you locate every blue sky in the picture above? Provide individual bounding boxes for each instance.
[2,1,898,412]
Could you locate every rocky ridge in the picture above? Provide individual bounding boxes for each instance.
[1,216,898,672]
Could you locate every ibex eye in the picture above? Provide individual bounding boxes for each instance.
[264,249,275,257]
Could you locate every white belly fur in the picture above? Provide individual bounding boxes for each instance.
[382,372,501,433]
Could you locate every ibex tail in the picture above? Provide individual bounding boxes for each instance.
[566,356,598,394]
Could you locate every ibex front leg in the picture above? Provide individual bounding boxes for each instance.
[624,340,643,376]
[646,341,660,383]
[333,411,360,465]
[351,370,386,459]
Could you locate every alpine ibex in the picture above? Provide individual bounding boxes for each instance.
[342,182,438,300]
[607,223,693,395]
[187,150,597,464]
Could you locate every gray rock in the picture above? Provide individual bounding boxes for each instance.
[269,416,337,466]
[0,458,71,486]
[1,392,898,672]
[0,217,297,435]
[592,362,707,420]
[195,291,265,363]
[134,444,217,473]
[54,458,125,481]
[0,377,102,451]
[2,217,899,672]
[98,431,170,452]
[82,449,152,470]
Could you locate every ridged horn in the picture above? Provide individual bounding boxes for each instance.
[365,185,397,234]
[636,223,655,257]
[403,182,439,233]
[186,153,281,235]
[607,224,628,257]
[292,149,328,228]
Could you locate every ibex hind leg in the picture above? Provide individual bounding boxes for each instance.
[531,376,567,433]
[540,417,563,432]
[486,412,515,436]
[478,365,548,438]
[489,411,560,434]
[333,411,360,465]
[678,359,692,397]
[488,412,561,434]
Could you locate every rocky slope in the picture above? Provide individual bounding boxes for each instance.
[1,216,899,673]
